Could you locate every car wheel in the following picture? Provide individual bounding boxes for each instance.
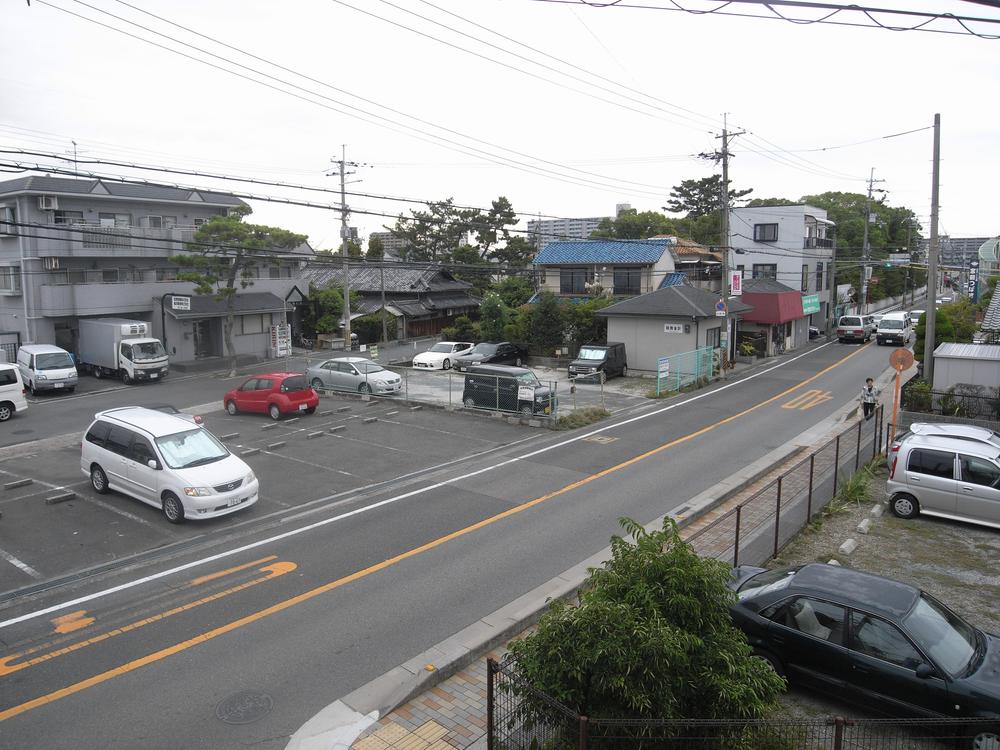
[0,403,12,422]
[621,364,628,377]
[359,383,372,395]
[837,338,844,344]
[29,381,36,397]
[93,367,103,379]
[121,371,133,386]
[67,387,75,393]
[751,649,785,678]
[969,726,1000,750]
[90,465,109,494]
[226,400,238,416]
[442,358,451,370]
[891,493,919,519]
[268,404,282,421]
[162,492,185,524]
[311,377,324,390]
[519,404,533,417]
[464,397,476,408]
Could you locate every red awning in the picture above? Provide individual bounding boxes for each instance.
[739,290,805,324]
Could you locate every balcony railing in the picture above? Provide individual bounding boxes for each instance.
[804,236,834,249]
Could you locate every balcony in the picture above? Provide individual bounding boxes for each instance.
[28,223,199,258]
[804,237,834,249]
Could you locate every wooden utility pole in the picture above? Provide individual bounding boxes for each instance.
[711,115,744,379]
[923,114,941,383]
[331,146,360,348]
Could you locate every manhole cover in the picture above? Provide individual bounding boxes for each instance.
[216,691,273,725]
[583,435,617,444]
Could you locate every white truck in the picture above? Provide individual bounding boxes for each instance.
[78,318,169,385]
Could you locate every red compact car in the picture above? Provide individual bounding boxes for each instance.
[223,372,319,420]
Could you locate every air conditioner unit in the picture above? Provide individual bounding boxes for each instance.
[37,196,59,211]
[42,257,60,270]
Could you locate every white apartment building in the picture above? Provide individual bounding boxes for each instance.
[526,205,630,247]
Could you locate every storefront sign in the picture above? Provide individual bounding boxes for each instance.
[801,294,821,315]
[663,323,683,334]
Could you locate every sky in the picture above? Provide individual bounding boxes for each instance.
[2,0,998,250]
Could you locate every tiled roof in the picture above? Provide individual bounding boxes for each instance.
[658,272,687,289]
[533,239,671,265]
[0,176,246,206]
[300,264,473,294]
[596,284,753,319]
[982,292,1000,331]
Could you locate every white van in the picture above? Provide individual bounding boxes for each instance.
[875,312,912,346]
[16,344,78,395]
[81,407,259,523]
[0,363,28,422]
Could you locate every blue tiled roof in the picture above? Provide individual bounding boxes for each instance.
[658,272,687,289]
[533,239,670,265]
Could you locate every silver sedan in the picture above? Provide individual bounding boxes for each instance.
[305,357,402,395]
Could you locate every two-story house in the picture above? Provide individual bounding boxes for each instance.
[728,205,835,329]
[0,176,310,365]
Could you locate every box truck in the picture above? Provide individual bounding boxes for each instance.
[78,318,169,384]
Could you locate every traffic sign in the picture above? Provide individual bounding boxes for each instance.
[715,298,726,317]
[889,348,914,372]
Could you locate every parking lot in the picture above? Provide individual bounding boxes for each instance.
[0,392,536,593]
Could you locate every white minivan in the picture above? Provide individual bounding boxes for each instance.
[0,363,28,422]
[16,344,78,395]
[875,312,912,346]
[81,407,258,523]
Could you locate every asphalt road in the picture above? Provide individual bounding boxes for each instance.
[0,338,902,749]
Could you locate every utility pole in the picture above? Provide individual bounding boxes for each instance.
[330,146,361,349]
[923,114,941,384]
[713,116,745,379]
[379,260,388,343]
[859,168,886,314]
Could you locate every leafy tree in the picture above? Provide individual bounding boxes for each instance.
[665,175,752,217]
[529,292,564,353]
[469,197,517,260]
[745,197,797,208]
[914,308,956,361]
[174,206,306,376]
[590,209,678,240]
[478,294,508,341]
[503,305,531,345]
[366,234,384,260]
[509,517,783,724]
[940,298,978,341]
[317,240,363,258]
[450,244,492,295]
[800,192,921,258]
[493,236,538,267]
[352,311,396,343]
[492,276,535,308]
[441,314,478,342]
[563,297,612,349]
[389,196,520,263]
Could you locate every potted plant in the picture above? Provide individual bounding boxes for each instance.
[735,341,756,364]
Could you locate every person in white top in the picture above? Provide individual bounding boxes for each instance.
[860,377,880,421]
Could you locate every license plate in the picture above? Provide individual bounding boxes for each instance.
[228,496,246,507]
[150,373,158,379]
[299,404,307,411]
[54,383,64,389]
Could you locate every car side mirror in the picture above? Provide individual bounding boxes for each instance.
[147,459,160,470]
[915,663,935,679]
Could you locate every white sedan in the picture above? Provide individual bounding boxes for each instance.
[412,341,475,370]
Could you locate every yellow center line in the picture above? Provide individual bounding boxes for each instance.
[0,345,868,722]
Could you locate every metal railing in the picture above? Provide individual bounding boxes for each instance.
[900,383,1000,421]
[655,347,716,396]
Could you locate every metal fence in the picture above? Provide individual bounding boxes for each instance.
[685,404,885,568]
[655,347,716,396]
[900,383,1000,421]
[488,653,987,750]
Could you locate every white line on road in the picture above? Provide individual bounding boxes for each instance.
[0,547,42,580]
[0,343,832,630]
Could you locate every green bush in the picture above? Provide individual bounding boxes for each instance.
[555,407,609,430]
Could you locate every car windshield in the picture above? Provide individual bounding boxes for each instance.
[155,428,229,469]
[469,343,497,355]
[429,343,453,353]
[903,594,978,676]
[516,372,540,386]
[354,362,385,374]
[737,567,799,600]
[132,341,166,361]
[36,352,75,370]
[577,347,607,360]
[880,320,904,330]
[839,317,862,327]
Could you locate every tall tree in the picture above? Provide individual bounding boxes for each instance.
[529,291,564,353]
[493,236,538,267]
[478,293,508,341]
[492,276,535,308]
[665,175,753,217]
[366,233,384,260]
[174,207,306,376]
[590,209,679,240]
[470,197,517,260]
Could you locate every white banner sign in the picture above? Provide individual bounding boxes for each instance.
[730,272,742,296]
[663,323,683,334]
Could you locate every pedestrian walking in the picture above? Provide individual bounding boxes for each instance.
[861,377,880,421]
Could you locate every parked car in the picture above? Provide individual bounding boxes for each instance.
[808,326,821,340]
[909,309,926,326]
[145,403,203,425]
[875,312,912,346]
[0,363,28,422]
[836,315,871,343]
[887,434,1000,529]
[16,344,78,395]
[305,357,401,395]
[81,406,258,523]
[411,341,474,370]
[223,373,319,420]
[862,315,877,337]
[462,364,555,416]
[889,423,1000,457]
[729,562,1000,745]
[568,342,627,381]
[452,342,526,372]
[871,313,885,326]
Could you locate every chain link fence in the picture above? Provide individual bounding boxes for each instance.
[655,347,716,396]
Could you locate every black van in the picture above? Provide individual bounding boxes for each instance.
[567,342,627,381]
[462,365,556,417]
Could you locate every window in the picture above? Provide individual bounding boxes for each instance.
[268,266,281,279]
[754,223,779,242]
[816,262,824,292]
[613,267,642,295]
[102,268,119,283]
[163,216,177,229]
[801,264,809,292]
[85,421,111,447]
[239,379,258,392]
[736,265,745,279]
[706,326,720,349]
[0,206,15,234]
[53,210,84,225]
[156,267,178,281]
[560,268,592,294]
[241,314,264,335]
[129,436,157,465]
[120,342,133,362]
[768,597,846,645]
[0,267,21,294]
[752,264,777,281]
[144,216,163,229]
[98,212,130,227]
[907,449,955,479]
[255,378,273,391]
[105,426,134,457]
[0,368,17,386]
[193,218,207,228]
[850,612,923,669]
[960,455,1000,488]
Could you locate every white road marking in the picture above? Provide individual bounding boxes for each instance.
[0,547,42,579]
[0,343,832,630]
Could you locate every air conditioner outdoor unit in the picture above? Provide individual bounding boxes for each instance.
[38,196,59,211]
[42,257,60,270]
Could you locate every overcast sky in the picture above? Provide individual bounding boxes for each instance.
[3,0,998,249]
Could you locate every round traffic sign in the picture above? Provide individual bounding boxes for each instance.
[889,348,914,372]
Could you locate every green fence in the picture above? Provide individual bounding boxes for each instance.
[655,347,715,396]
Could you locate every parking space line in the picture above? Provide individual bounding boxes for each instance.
[83,497,159,528]
[375,419,510,443]
[253,449,355,477]
[0,547,42,580]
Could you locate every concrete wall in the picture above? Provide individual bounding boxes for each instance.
[932,355,1000,392]
[607,315,721,374]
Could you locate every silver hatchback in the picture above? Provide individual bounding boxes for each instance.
[305,357,402,395]
[887,434,1000,530]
